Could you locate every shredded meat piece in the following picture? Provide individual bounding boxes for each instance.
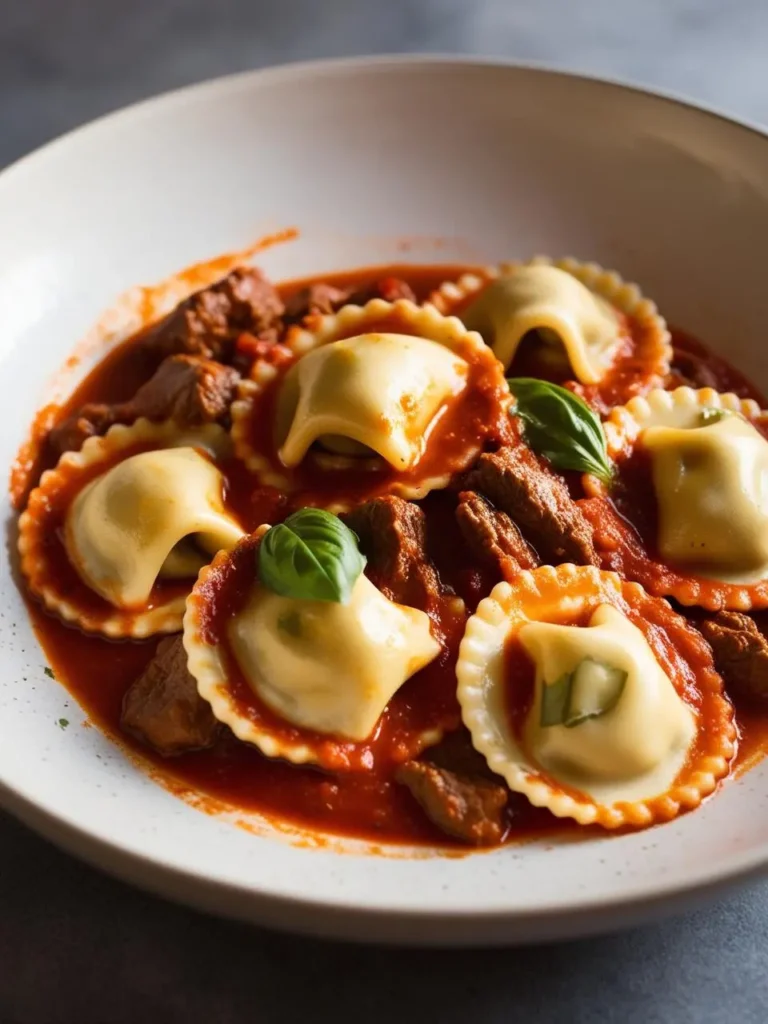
[50,268,274,455]
[668,348,720,390]
[121,636,218,756]
[125,354,239,425]
[144,268,285,362]
[396,759,508,845]
[49,355,240,455]
[701,611,768,703]
[397,730,510,845]
[283,276,416,324]
[341,496,441,608]
[283,283,353,322]
[49,403,116,455]
[463,446,598,566]
[456,490,539,578]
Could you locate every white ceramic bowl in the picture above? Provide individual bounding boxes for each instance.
[2,57,768,946]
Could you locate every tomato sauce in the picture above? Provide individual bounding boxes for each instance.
[13,262,768,847]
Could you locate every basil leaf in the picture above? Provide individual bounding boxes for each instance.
[539,658,627,729]
[564,658,627,728]
[699,408,729,426]
[258,508,366,604]
[507,377,613,483]
[540,670,573,727]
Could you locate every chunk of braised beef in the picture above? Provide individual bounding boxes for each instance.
[143,268,285,362]
[49,355,240,455]
[341,496,441,609]
[396,759,508,846]
[701,611,768,703]
[463,446,598,566]
[396,730,512,846]
[455,490,539,579]
[283,283,354,323]
[121,635,219,756]
[127,354,239,426]
[283,276,417,325]
[225,267,285,334]
[49,403,116,455]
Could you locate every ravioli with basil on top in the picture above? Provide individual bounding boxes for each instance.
[456,565,735,828]
[183,509,454,769]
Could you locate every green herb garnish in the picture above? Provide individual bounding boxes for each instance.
[540,671,573,727]
[258,508,366,604]
[57,718,69,730]
[699,408,729,426]
[564,658,627,728]
[44,667,54,679]
[508,377,613,483]
[540,658,627,728]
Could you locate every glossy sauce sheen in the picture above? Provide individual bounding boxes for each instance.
[18,264,768,846]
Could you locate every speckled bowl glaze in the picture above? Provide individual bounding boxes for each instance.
[1,58,768,946]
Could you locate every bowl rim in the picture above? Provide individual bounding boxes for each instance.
[4,52,768,192]
[3,53,768,940]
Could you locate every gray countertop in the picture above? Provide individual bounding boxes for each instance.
[2,1,768,1021]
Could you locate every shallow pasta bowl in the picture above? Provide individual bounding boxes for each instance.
[2,56,768,946]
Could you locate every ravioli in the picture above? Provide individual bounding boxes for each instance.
[19,419,241,638]
[65,447,244,608]
[589,387,768,608]
[456,565,735,828]
[462,265,622,383]
[520,604,695,804]
[231,297,512,508]
[228,573,440,741]
[276,332,468,471]
[184,533,447,767]
[643,414,768,584]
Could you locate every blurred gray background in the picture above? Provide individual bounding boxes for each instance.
[5,0,768,165]
[2,2,767,1022]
